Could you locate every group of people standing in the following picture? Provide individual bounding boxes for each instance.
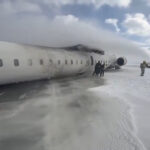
[93,61,105,77]
[92,60,149,77]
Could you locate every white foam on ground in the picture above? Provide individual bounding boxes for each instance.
[89,65,150,150]
[0,66,149,150]
[40,67,148,150]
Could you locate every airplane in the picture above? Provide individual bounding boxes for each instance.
[0,41,127,85]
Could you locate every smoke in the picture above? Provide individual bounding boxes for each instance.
[0,13,149,64]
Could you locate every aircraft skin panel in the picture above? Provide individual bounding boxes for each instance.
[0,41,125,85]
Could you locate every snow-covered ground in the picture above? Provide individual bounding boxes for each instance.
[0,65,150,150]
[90,65,150,150]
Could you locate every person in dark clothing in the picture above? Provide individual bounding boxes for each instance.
[100,63,105,77]
[93,61,102,77]
[140,61,147,76]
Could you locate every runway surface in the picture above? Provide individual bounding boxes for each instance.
[0,66,149,150]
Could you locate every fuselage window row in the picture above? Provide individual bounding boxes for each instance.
[0,58,91,68]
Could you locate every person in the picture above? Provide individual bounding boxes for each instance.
[140,61,147,76]
[100,63,105,77]
[93,61,101,77]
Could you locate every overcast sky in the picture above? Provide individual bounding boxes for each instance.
[0,0,150,62]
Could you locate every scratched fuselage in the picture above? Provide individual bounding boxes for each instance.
[0,41,124,85]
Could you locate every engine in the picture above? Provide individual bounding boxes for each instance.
[116,57,127,66]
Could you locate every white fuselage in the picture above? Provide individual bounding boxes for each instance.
[0,41,116,85]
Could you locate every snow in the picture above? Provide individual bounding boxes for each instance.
[0,65,150,150]
[90,65,150,150]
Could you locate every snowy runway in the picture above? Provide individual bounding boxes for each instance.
[0,66,149,150]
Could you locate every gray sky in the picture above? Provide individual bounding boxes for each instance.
[0,0,149,63]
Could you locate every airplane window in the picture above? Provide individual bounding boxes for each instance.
[40,59,44,65]
[49,59,53,64]
[28,59,32,66]
[0,59,3,67]
[14,59,19,66]
[58,60,61,65]
[71,60,73,64]
[65,60,67,64]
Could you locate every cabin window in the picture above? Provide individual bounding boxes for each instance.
[65,60,67,64]
[0,59,3,67]
[71,60,73,65]
[40,59,44,65]
[28,59,32,66]
[49,59,53,64]
[58,60,61,65]
[14,59,19,66]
